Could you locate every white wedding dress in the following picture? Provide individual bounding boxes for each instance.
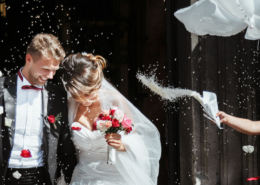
[70,122,126,185]
[66,79,161,185]
[174,0,260,40]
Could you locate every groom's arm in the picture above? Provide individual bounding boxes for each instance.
[57,90,77,184]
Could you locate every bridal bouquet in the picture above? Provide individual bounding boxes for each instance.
[93,106,134,165]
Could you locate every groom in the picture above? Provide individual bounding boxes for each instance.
[0,33,77,184]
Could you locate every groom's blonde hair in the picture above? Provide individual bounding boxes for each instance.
[26,33,65,61]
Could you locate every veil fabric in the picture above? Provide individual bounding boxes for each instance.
[67,79,161,185]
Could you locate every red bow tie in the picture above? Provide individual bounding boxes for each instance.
[22,85,43,91]
[18,69,43,91]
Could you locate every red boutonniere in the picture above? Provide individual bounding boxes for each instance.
[45,113,62,129]
[20,149,32,158]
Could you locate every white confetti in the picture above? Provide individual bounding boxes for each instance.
[243,145,254,153]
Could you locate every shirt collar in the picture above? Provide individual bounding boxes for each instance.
[18,68,43,88]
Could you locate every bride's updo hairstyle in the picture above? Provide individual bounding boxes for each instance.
[61,53,106,102]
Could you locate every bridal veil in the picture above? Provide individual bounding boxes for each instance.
[67,79,161,185]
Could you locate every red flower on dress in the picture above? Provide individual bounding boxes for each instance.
[47,115,55,124]
[71,127,81,131]
[112,119,120,128]
[20,149,32,158]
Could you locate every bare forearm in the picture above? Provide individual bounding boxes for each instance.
[224,115,260,135]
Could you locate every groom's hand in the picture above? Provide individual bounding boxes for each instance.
[105,133,126,152]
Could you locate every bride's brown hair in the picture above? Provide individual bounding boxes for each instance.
[61,53,107,102]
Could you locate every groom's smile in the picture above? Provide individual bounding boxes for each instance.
[23,54,60,86]
[38,76,47,84]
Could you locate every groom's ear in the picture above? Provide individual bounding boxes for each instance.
[25,54,33,65]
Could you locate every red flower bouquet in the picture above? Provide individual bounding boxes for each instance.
[93,106,133,135]
[93,106,134,165]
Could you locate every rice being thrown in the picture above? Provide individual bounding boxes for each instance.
[136,72,222,129]
[136,72,203,103]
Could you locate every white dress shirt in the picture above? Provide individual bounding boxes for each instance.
[8,69,44,168]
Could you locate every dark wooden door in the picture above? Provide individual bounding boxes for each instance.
[169,0,260,184]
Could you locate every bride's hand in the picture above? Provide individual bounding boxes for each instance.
[105,133,126,152]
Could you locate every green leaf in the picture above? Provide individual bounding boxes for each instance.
[55,112,62,123]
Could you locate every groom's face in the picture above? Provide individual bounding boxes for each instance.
[26,54,60,86]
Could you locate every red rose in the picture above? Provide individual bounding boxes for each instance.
[93,122,97,131]
[101,116,111,121]
[71,127,81,131]
[110,110,116,116]
[20,149,32,158]
[47,115,55,124]
[125,127,132,134]
[98,114,104,119]
[112,119,120,128]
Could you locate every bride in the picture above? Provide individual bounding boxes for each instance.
[61,52,161,185]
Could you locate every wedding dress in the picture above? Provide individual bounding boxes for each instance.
[70,122,126,185]
[174,0,260,40]
[67,79,161,185]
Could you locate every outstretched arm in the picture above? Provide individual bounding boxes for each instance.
[217,111,260,135]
